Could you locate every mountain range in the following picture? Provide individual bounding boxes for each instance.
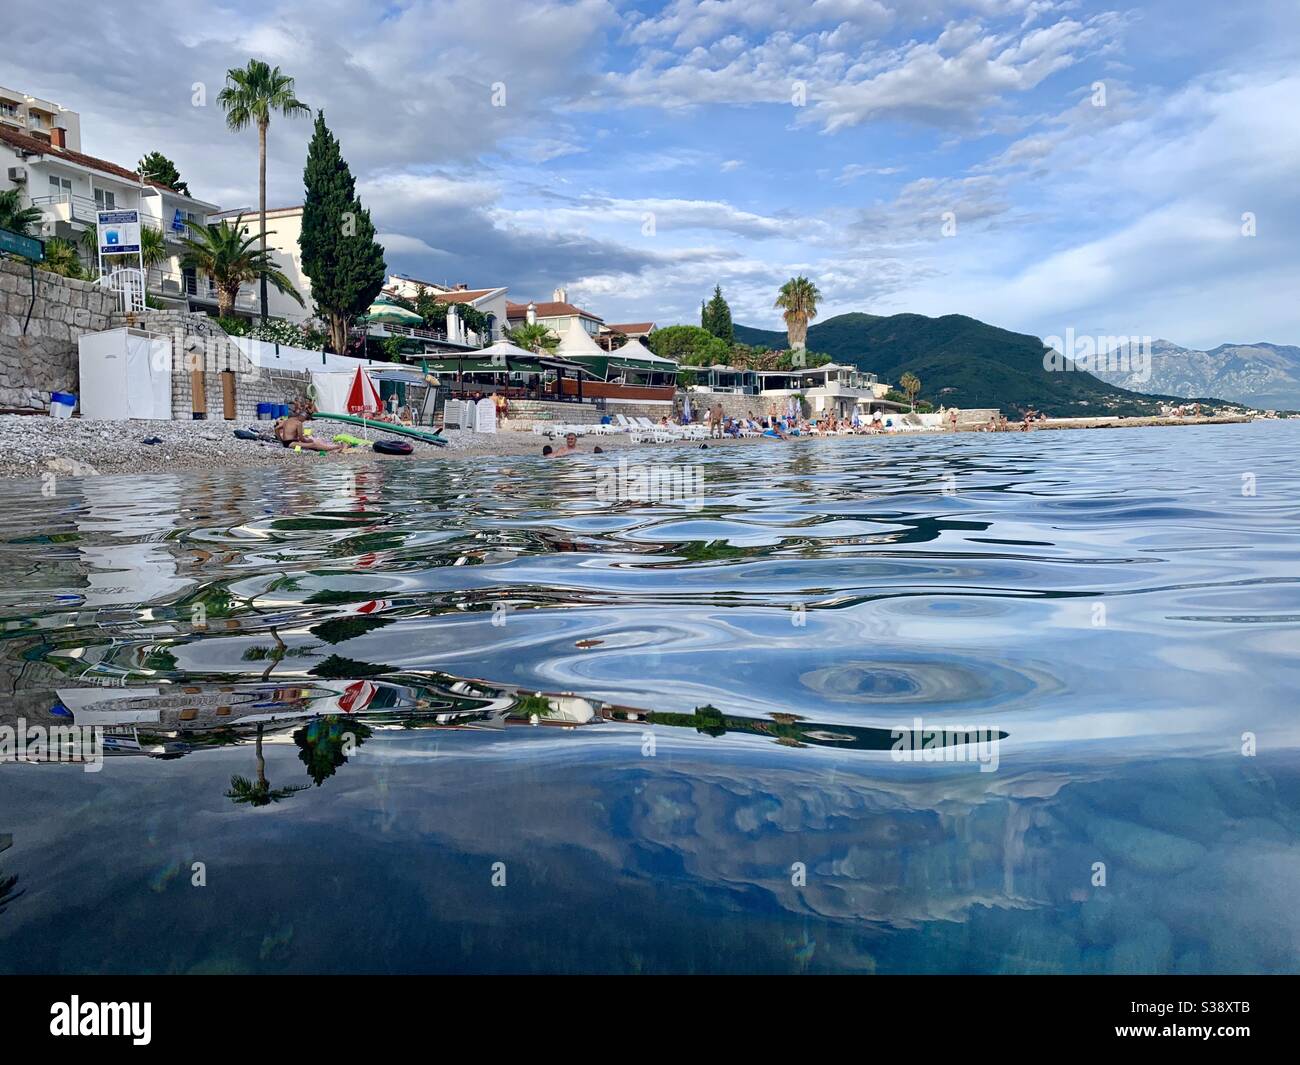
[1087,340,1300,411]
[733,313,1214,417]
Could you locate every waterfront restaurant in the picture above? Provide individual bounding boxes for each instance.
[755,363,882,419]
[555,324,678,403]
[419,347,593,404]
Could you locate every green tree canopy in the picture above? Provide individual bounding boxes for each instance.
[137,151,190,196]
[299,111,387,354]
[648,324,732,366]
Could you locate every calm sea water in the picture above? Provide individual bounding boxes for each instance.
[1,421,1298,974]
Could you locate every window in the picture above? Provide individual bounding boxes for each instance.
[48,175,71,198]
[94,188,116,210]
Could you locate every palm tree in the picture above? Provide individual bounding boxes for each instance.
[225,723,308,808]
[39,238,85,279]
[899,371,921,411]
[217,60,310,320]
[180,216,302,318]
[0,189,42,236]
[506,323,558,354]
[774,276,822,351]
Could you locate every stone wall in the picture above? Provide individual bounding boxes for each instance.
[0,258,116,411]
[109,310,311,421]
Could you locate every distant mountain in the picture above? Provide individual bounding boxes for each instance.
[735,313,1198,417]
[1089,339,1300,411]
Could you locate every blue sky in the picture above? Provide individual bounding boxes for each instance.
[7,0,1299,347]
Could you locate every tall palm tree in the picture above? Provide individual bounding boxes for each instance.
[217,60,310,320]
[0,189,42,236]
[180,216,302,318]
[774,276,822,351]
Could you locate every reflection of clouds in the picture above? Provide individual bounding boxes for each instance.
[76,478,192,608]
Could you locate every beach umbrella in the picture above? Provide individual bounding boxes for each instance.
[338,679,378,714]
[682,394,692,423]
[346,366,381,415]
[364,294,423,326]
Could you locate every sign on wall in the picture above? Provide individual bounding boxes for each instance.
[97,209,141,256]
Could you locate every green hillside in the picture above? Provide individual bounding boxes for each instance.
[735,312,1190,416]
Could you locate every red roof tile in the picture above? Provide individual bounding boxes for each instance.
[506,300,603,323]
[0,124,146,185]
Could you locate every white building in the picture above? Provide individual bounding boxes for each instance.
[0,85,81,152]
[0,124,227,313]
[385,273,508,346]
[688,362,889,418]
[506,287,604,339]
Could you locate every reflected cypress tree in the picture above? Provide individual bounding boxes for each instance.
[309,655,392,679]
[309,615,392,645]
[293,716,373,786]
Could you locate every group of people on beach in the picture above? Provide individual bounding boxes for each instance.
[697,402,908,440]
[973,409,1042,432]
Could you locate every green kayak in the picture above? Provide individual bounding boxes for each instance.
[312,412,447,446]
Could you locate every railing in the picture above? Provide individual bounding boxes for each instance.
[98,268,145,314]
[144,268,259,311]
[32,192,101,224]
[375,322,451,343]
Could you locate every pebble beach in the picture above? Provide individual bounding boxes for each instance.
[0,414,755,479]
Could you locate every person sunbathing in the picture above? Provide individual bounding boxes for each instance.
[275,405,343,452]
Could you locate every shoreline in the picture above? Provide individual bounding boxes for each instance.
[0,412,1265,481]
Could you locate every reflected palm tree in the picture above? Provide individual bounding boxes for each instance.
[225,723,307,808]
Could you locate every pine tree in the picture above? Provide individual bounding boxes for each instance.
[299,112,387,354]
[702,284,734,343]
[137,151,189,196]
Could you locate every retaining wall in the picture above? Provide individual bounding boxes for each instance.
[0,258,116,410]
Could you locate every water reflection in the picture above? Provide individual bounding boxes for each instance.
[2,423,1299,972]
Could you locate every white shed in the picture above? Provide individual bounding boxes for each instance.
[77,328,173,420]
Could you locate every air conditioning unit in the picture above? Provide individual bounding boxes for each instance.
[8,166,28,183]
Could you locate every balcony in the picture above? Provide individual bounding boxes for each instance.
[145,267,259,312]
[32,192,100,228]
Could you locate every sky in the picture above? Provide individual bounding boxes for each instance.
[5,0,1299,348]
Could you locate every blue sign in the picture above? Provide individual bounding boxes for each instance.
[97,209,141,256]
[172,208,185,232]
[0,227,44,262]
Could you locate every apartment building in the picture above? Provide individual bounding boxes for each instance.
[0,85,82,152]
[385,273,509,345]
[0,123,225,312]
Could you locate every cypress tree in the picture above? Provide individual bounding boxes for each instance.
[702,284,734,343]
[299,111,387,354]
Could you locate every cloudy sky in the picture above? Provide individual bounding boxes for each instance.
[8,0,1299,347]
